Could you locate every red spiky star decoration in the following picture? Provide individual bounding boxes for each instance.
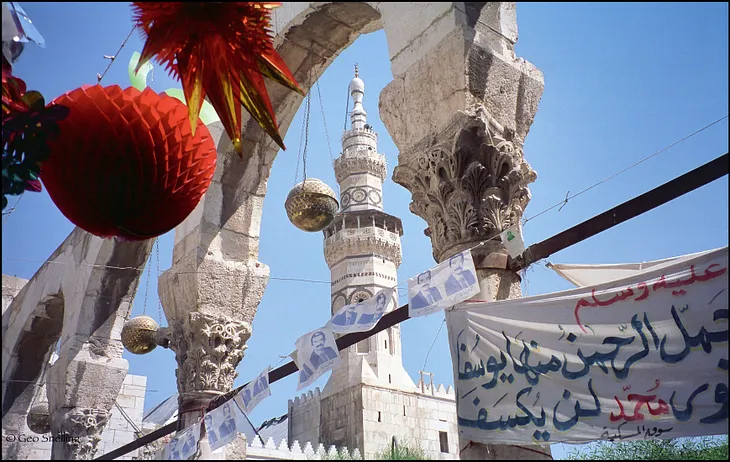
[132,2,304,155]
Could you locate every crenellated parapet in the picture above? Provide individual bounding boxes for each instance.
[288,387,322,407]
[246,437,362,460]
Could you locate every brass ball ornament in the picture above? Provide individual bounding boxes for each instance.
[285,178,339,232]
[121,315,159,355]
[27,402,51,434]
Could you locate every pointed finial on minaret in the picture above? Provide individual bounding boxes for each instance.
[354,63,359,78]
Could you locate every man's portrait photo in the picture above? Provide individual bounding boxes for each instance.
[239,388,253,407]
[253,375,269,396]
[168,435,181,460]
[204,414,219,447]
[332,302,361,327]
[444,252,477,296]
[358,291,388,325]
[218,402,237,438]
[299,363,314,383]
[309,331,338,369]
[181,429,197,458]
[410,270,443,309]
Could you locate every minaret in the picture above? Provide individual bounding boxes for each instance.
[321,66,415,395]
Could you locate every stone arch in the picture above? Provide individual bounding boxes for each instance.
[1,292,64,459]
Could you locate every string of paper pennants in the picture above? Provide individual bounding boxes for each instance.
[156,225,525,458]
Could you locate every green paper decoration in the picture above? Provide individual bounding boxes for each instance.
[127,52,220,126]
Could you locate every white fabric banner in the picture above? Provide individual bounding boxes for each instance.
[408,249,480,318]
[293,327,340,390]
[548,247,722,288]
[234,367,271,415]
[203,400,238,451]
[166,421,200,460]
[447,247,728,445]
[326,288,396,334]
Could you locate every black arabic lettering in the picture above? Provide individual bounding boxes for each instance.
[504,334,562,386]
[699,383,728,424]
[561,314,648,381]
[670,383,709,422]
[660,306,728,364]
[552,379,601,432]
[479,352,508,390]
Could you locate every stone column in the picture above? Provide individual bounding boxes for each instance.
[157,121,269,440]
[382,3,549,459]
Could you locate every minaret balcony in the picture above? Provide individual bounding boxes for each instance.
[324,227,402,268]
[334,150,387,183]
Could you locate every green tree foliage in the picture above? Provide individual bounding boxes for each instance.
[566,436,729,460]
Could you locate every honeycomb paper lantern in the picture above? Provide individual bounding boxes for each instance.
[41,85,217,240]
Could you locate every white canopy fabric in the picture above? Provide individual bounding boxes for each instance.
[547,247,724,287]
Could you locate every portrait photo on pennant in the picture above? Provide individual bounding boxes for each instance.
[294,327,340,390]
[446,247,729,445]
[327,288,395,334]
[408,249,480,318]
[203,400,239,451]
[234,367,272,415]
[167,421,200,460]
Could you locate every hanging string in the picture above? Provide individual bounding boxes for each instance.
[97,24,137,84]
[2,192,24,225]
[141,248,153,316]
[155,239,164,324]
[315,81,338,193]
[343,79,350,132]
[300,50,315,183]
[302,88,311,182]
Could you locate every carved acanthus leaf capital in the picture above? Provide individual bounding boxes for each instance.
[169,311,252,394]
[393,107,536,263]
[50,408,110,460]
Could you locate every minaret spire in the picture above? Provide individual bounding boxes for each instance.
[349,64,366,130]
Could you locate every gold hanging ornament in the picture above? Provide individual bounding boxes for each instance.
[284,70,338,232]
[285,178,339,232]
[121,315,159,355]
[27,402,51,434]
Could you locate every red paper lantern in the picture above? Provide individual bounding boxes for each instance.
[41,85,217,241]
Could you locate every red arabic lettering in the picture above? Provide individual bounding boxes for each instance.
[622,385,631,392]
[634,281,649,301]
[574,263,727,329]
[610,394,670,422]
[646,379,660,393]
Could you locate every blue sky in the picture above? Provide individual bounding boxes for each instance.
[2,3,728,459]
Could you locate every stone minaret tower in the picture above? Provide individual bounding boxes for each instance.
[321,66,415,396]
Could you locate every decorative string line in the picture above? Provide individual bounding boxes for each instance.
[421,318,446,372]
[97,24,137,84]
[2,192,24,225]
[522,114,728,225]
[0,379,159,393]
[6,107,722,314]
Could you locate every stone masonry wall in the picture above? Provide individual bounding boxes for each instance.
[362,384,458,459]
[319,384,364,452]
[288,388,322,449]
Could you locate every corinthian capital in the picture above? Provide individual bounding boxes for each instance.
[169,312,252,394]
[393,107,536,263]
[50,408,110,460]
